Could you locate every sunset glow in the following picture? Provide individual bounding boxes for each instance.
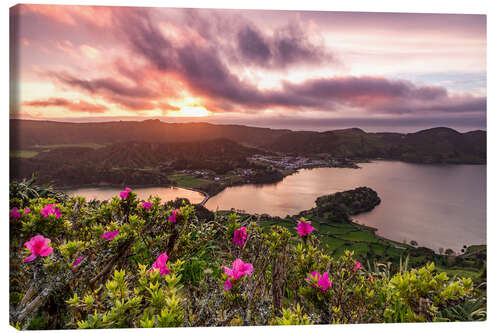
[175,106,211,117]
[9,5,486,132]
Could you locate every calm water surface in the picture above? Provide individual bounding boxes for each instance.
[205,161,486,251]
[66,186,205,204]
[65,162,486,252]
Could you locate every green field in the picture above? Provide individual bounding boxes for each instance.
[12,143,108,159]
[38,143,107,149]
[168,174,212,188]
[260,215,415,264]
[10,150,39,158]
[435,266,480,279]
[256,213,485,279]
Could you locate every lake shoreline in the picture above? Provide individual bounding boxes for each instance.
[184,187,210,205]
[204,161,486,252]
[193,158,487,202]
[55,158,485,198]
[63,161,485,252]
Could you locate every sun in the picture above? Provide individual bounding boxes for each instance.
[164,97,212,117]
[177,105,211,117]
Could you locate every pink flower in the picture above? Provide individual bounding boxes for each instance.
[10,207,21,219]
[40,204,52,217]
[24,235,53,262]
[222,258,254,291]
[72,256,83,271]
[142,202,152,211]
[354,262,363,272]
[24,208,31,215]
[369,275,374,283]
[149,252,170,276]
[40,204,61,218]
[119,187,132,199]
[295,220,315,236]
[306,271,331,291]
[168,209,181,223]
[224,278,233,291]
[233,226,247,247]
[100,230,119,241]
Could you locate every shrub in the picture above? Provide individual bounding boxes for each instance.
[9,187,486,329]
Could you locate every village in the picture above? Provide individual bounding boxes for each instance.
[248,154,331,170]
[172,154,359,183]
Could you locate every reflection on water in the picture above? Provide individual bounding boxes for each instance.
[65,186,205,204]
[205,161,486,251]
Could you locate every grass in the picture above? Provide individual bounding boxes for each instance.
[464,245,486,255]
[341,231,380,243]
[386,246,405,258]
[349,243,371,257]
[168,174,212,188]
[318,223,357,236]
[435,266,479,279]
[259,213,427,265]
[10,150,39,158]
[37,143,107,149]
[12,143,108,159]
[249,161,271,168]
[228,175,243,183]
[223,211,483,278]
[137,167,156,171]
[324,236,349,250]
[281,169,296,176]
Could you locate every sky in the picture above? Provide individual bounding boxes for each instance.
[9,5,486,133]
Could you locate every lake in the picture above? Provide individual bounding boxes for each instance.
[66,161,486,252]
[205,161,486,252]
[66,186,205,204]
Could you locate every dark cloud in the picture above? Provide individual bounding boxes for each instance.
[115,7,335,72]
[272,24,334,68]
[175,45,259,107]
[46,71,158,110]
[108,9,484,115]
[49,71,154,98]
[387,96,487,114]
[236,23,335,68]
[34,7,485,118]
[23,98,107,113]
[411,86,448,100]
[106,10,329,110]
[113,8,176,71]
[237,26,272,66]
[282,77,485,114]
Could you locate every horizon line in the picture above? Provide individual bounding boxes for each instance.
[10,117,486,135]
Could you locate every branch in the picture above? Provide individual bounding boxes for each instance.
[17,284,37,310]
[12,287,51,323]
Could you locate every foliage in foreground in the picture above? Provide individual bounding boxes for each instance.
[9,184,486,329]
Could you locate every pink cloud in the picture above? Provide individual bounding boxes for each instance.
[23,98,108,113]
[10,5,486,126]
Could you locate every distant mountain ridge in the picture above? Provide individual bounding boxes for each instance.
[10,119,291,148]
[264,126,486,164]
[10,119,486,164]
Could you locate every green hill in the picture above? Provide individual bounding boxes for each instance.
[11,120,486,164]
[264,127,486,164]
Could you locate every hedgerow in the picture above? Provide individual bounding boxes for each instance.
[9,185,486,329]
